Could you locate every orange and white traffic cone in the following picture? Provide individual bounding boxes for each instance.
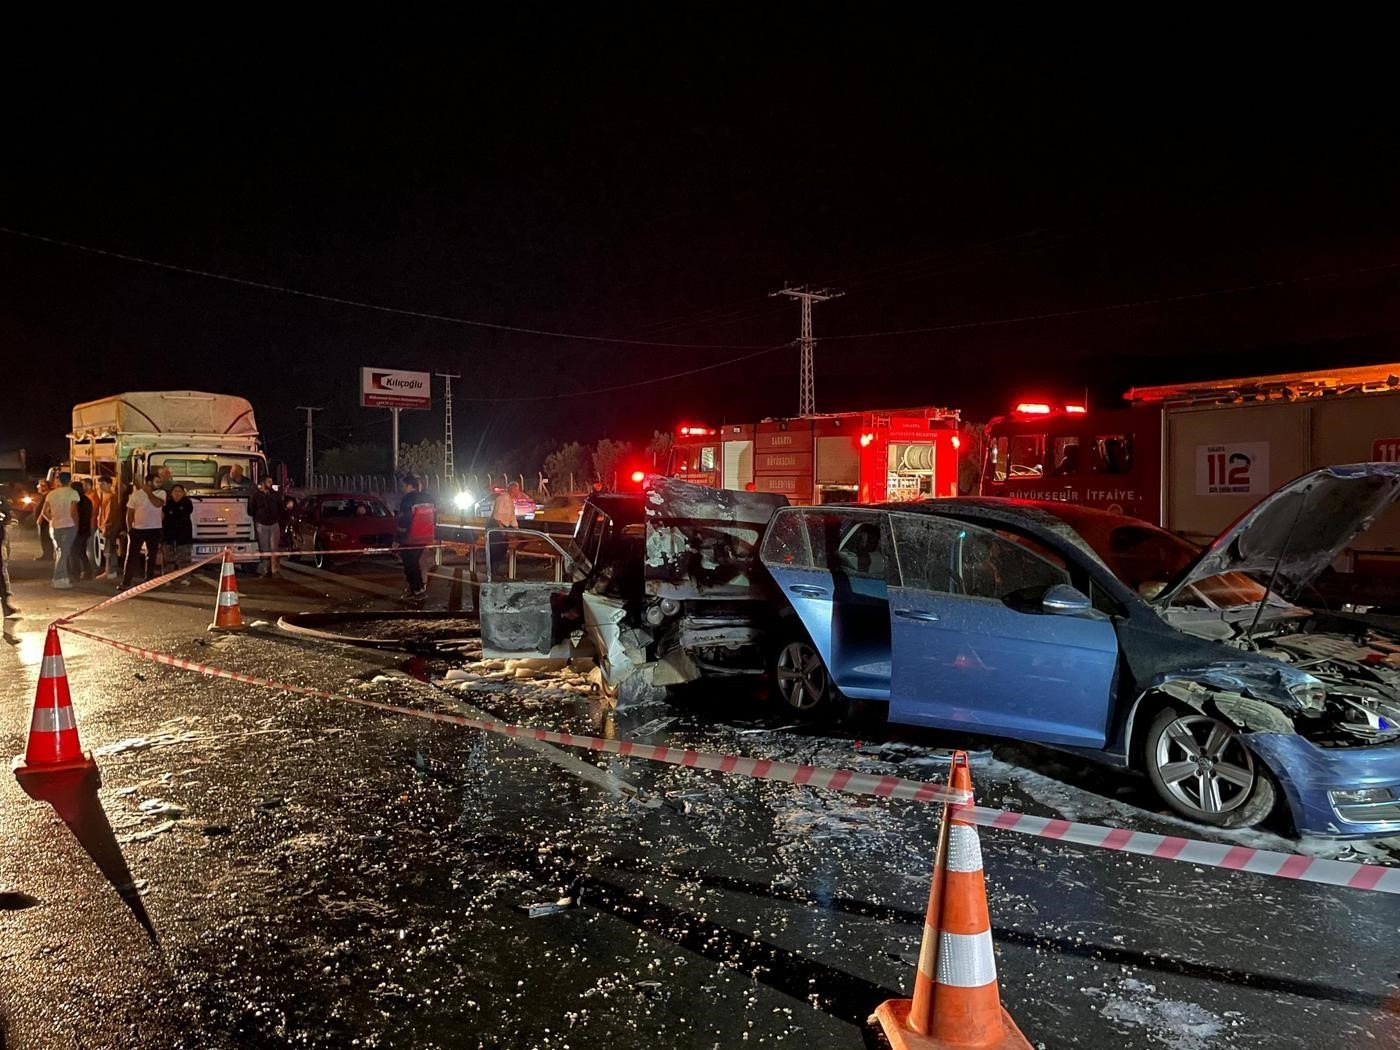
[871,751,1032,1050]
[13,626,90,774]
[209,549,246,632]
[12,627,157,940]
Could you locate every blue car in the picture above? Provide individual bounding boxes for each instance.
[758,464,1400,837]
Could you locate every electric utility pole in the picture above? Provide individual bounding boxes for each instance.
[771,285,843,416]
[436,372,461,478]
[295,406,322,487]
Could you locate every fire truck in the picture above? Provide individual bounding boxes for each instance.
[668,406,961,505]
[980,362,1400,576]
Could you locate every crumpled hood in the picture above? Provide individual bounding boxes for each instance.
[1156,463,1400,606]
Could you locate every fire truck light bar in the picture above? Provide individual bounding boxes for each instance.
[1014,402,1053,415]
[1063,404,1087,414]
[678,425,716,436]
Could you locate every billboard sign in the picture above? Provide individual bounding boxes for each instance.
[360,368,431,410]
[1195,441,1270,496]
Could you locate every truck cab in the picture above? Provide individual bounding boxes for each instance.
[69,391,268,563]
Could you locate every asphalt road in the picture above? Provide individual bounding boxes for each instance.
[2,528,1399,1050]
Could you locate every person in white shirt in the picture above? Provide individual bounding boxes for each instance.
[121,472,166,590]
[37,471,80,589]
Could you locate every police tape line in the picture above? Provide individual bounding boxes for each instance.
[58,553,225,624]
[52,623,1400,896]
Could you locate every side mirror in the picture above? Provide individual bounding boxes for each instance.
[1041,583,1093,615]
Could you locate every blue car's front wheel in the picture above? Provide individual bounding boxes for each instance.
[1144,708,1276,829]
[772,638,834,714]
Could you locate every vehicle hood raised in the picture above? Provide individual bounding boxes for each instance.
[643,476,788,599]
[1156,463,1400,606]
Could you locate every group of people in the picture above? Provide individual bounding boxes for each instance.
[30,467,199,591]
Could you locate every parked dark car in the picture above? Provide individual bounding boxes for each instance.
[289,494,396,568]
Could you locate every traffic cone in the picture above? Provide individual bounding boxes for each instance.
[871,751,1032,1050]
[14,626,89,772]
[12,627,157,941]
[209,549,246,632]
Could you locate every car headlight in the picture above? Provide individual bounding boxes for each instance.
[453,491,475,511]
[21,496,32,506]
[1288,675,1327,711]
[1328,787,1396,805]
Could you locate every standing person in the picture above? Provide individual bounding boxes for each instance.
[156,465,175,493]
[247,474,282,577]
[33,479,53,561]
[95,477,120,578]
[68,479,95,581]
[394,475,435,601]
[487,481,521,579]
[38,471,80,590]
[0,491,18,618]
[162,484,195,585]
[121,472,166,590]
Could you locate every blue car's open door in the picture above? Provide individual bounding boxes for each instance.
[884,512,1117,749]
[759,507,892,700]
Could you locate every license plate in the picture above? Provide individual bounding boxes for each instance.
[195,546,224,554]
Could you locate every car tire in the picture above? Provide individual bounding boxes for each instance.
[769,632,853,720]
[1144,707,1276,829]
[313,537,330,571]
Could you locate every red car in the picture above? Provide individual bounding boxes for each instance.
[289,494,396,568]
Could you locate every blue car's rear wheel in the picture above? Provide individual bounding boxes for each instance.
[773,638,832,714]
[1144,708,1276,829]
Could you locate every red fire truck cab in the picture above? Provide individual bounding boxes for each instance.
[980,400,1160,521]
[669,407,961,505]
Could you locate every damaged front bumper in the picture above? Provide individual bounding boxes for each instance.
[1245,733,1400,837]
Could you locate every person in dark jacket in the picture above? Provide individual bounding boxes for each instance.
[162,484,196,583]
[247,475,282,577]
[394,475,435,601]
[68,480,96,580]
[0,492,19,617]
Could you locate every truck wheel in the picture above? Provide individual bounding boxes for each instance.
[313,538,331,571]
[1144,707,1276,829]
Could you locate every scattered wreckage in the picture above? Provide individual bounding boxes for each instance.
[481,467,1400,836]
[480,477,788,704]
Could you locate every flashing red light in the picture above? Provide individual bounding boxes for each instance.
[859,432,875,447]
[951,434,961,450]
[678,424,715,437]
[1014,402,1053,415]
[630,470,646,483]
[1064,404,1087,414]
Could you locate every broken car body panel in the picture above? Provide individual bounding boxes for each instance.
[481,478,787,700]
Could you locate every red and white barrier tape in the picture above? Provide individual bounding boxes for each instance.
[959,806,1400,893]
[54,624,969,807]
[52,623,1400,895]
[57,553,224,624]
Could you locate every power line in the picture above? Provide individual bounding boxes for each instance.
[818,259,1400,343]
[450,342,793,402]
[0,225,774,351]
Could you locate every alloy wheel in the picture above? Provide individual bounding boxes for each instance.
[774,640,829,712]
[1151,713,1256,817]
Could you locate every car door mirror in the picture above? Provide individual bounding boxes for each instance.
[1041,583,1093,615]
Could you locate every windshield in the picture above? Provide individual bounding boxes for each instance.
[149,452,262,490]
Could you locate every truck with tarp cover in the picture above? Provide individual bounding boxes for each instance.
[69,391,268,562]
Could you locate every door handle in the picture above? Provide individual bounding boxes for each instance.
[894,609,940,622]
[789,584,829,598]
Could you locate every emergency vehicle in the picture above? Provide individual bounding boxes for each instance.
[981,362,1400,577]
[668,406,961,505]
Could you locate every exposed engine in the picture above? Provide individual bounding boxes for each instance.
[1255,624,1400,746]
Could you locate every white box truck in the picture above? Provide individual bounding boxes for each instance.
[68,391,268,563]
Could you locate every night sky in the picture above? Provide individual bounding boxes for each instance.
[4,30,1400,474]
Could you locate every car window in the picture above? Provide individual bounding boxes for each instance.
[761,508,812,567]
[889,513,1068,601]
[1051,436,1081,477]
[1092,435,1133,475]
[1009,434,1046,478]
